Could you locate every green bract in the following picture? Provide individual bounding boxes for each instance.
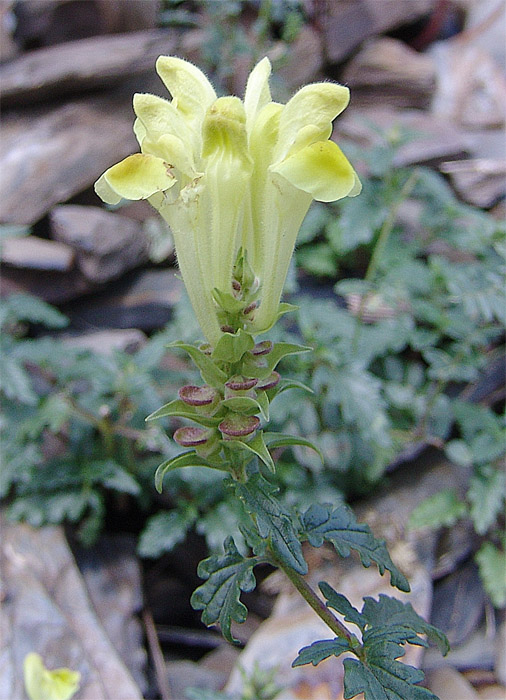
[94,56,361,345]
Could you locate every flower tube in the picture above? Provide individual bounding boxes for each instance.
[94,56,361,344]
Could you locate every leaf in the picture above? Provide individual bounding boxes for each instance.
[263,432,323,463]
[343,657,437,700]
[0,355,37,404]
[297,243,337,277]
[232,432,275,473]
[168,341,227,387]
[212,329,255,363]
[275,378,314,395]
[155,451,222,492]
[138,507,197,558]
[234,473,307,574]
[475,542,506,608]
[445,439,473,467]
[190,537,258,643]
[338,593,448,700]
[243,342,311,379]
[318,583,365,630]
[3,293,69,329]
[359,595,449,655]
[302,504,410,592]
[408,490,467,531]
[468,467,505,535]
[292,637,352,667]
[99,462,141,496]
[146,398,222,427]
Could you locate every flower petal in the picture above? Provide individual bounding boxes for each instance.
[143,133,198,179]
[156,56,216,125]
[271,140,360,202]
[94,153,176,204]
[275,83,350,161]
[244,57,272,131]
[133,93,192,147]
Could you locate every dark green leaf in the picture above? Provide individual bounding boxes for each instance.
[408,490,467,531]
[343,657,436,700]
[297,243,337,278]
[190,537,258,643]
[138,507,197,558]
[292,637,352,667]
[302,504,410,592]
[234,473,307,574]
[468,467,505,535]
[360,595,449,655]
[318,582,365,630]
[2,293,68,328]
[476,542,506,608]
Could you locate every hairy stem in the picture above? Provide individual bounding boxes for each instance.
[270,551,359,649]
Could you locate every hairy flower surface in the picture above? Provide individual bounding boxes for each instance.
[24,653,80,700]
[95,56,360,344]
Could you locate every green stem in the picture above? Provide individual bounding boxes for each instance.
[270,551,359,649]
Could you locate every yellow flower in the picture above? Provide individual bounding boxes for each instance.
[95,57,360,344]
[23,653,80,700]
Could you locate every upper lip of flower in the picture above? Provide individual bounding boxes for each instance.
[94,55,361,344]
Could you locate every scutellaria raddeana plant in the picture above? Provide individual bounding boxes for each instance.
[96,57,449,699]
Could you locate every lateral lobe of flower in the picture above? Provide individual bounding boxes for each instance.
[94,153,176,205]
[93,54,362,345]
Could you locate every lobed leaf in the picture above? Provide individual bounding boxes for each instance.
[292,638,352,667]
[302,504,410,591]
[234,473,307,574]
[190,537,258,643]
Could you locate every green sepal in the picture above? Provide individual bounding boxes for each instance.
[255,390,270,421]
[221,396,263,416]
[231,432,275,472]
[243,342,311,379]
[292,637,353,667]
[155,451,223,493]
[301,504,410,592]
[259,302,299,333]
[212,329,255,363]
[146,399,222,427]
[275,378,314,395]
[263,432,323,463]
[234,473,307,575]
[212,288,246,314]
[190,537,259,644]
[168,341,227,387]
